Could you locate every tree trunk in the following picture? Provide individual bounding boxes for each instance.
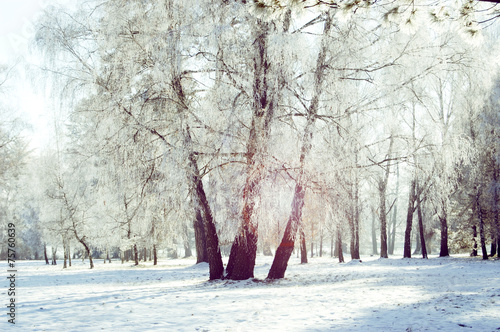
[337,226,344,263]
[63,237,68,269]
[185,127,224,280]
[267,11,333,280]
[471,224,478,257]
[169,17,223,279]
[68,244,72,267]
[153,244,157,266]
[417,191,427,259]
[226,21,277,280]
[193,210,208,263]
[439,199,449,257]
[134,244,139,265]
[77,239,93,269]
[404,179,416,258]
[439,213,449,257]
[493,166,500,257]
[389,163,399,255]
[378,137,393,259]
[51,246,57,265]
[349,163,361,260]
[300,229,308,264]
[44,243,49,264]
[476,190,488,260]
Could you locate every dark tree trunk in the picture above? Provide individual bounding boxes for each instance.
[185,127,224,280]
[134,244,139,265]
[417,192,427,259]
[490,236,497,257]
[170,20,223,278]
[349,166,361,259]
[378,137,393,259]
[472,224,478,257]
[63,237,68,269]
[193,210,208,263]
[227,21,284,280]
[153,244,157,265]
[493,166,500,257]
[439,213,449,257]
[68,244,72,267]
[404,179,416,258]
[267,184,306,279]
[77,239,93,269]
[300,229,308,264]
[267,12,332,280]
[337,226,344,263]
[476,190,488,260]
[44,243,49,264]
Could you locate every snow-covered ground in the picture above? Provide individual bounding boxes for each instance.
[5,254,500,331]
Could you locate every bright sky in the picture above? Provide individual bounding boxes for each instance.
[0,0,69,152]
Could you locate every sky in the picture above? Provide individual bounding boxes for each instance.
[0,0,69,152]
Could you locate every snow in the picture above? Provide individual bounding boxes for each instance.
[6,255,500,331]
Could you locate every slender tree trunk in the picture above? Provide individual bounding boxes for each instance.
[378,137,393,259]
[185,126,224,280]
[389,164,399,255]
[68,244,72,267]
[439,198,449,257]
[77,239,93,269]
[350,170,361,259]
[267,11,333,280]
[493,166,500,257]
[63,237,68,269]
[44,243,49,265]
[153,244,157,266]
[417,191,427,259]
[337,226,344,263]
[300,230,308,264]
[404,179,416,258]
[472,224,478,257]
[476,190,488,260]
[134,244,139,265]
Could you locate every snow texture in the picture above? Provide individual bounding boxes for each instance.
[7,255,500,331]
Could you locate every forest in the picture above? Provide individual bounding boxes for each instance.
[2,0,500,282]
